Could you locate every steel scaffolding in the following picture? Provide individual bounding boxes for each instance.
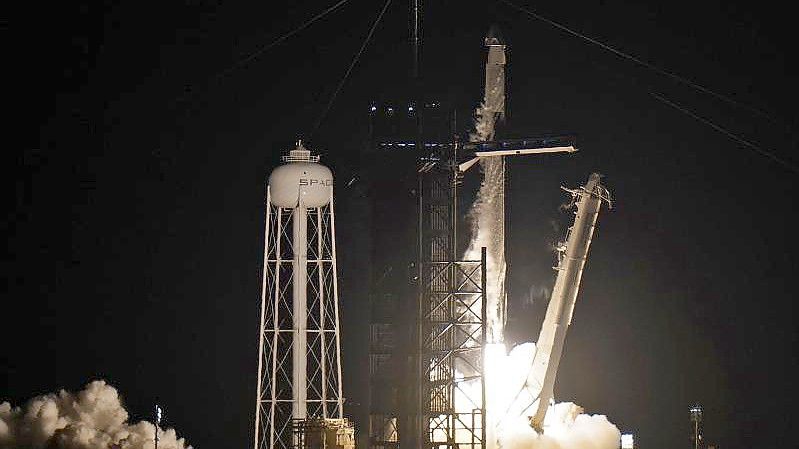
[417,145,487,449]
[254,188,344,449]
[369,293,399,449]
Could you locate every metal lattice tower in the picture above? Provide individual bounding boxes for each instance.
[690,405,703,449]
[365,101,453,449]
[417,143,487,449]
[254,143,344,449]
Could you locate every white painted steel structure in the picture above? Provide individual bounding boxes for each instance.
[527,172,611,431]
[254,142,344,449]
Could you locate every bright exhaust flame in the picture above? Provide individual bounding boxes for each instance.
[449,342,619,449]
[483,344,620,449]
[485,343,534,421]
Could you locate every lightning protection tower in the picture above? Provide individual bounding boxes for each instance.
[254,141,345,449]
[690,405,703,449]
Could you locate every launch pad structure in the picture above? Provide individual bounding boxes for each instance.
[413,34,589,449]
[416,142,488,449]
[365,31,608,449]
[293,418,356,449]
[252,17,612,449]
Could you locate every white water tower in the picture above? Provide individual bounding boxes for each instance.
[253,141,344,449]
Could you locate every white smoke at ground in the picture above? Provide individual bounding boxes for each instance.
[0,380,191,449]
[500,403,620,449]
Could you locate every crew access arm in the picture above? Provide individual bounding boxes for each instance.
[527,173,611,432]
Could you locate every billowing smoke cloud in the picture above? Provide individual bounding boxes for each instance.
[500,403,620,449]
[482,343,619,449]
[0,380,191,449]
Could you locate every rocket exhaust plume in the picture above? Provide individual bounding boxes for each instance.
[0,380,191,449]
[463,151,506,343]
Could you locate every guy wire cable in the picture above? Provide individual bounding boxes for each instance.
[651,93,798,174]
[308,0,394,141]
[176,0,352,105]
[497,0,781,125]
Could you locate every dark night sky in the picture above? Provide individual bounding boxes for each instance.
[5,1,797,449]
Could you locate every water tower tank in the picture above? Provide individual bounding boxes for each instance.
[268,141,333,208]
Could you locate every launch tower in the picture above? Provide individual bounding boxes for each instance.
[415,35,578,449]
[417,145,488,449]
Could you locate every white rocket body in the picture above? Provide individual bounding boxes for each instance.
[484,36,506,124]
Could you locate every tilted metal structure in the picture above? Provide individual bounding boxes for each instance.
[690,405,703,449]
[527,172,611,431]
[255,143,344,449]
[497,173,611,432]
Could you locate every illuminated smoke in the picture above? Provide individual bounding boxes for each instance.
[447,102,507,444]
[464,38,507,343]
[465,103,506,343]
[0,380,191,449]
[500,402,620,449]
[470,104,498,143]
[485,344,620,449]
[445,101,506,436]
